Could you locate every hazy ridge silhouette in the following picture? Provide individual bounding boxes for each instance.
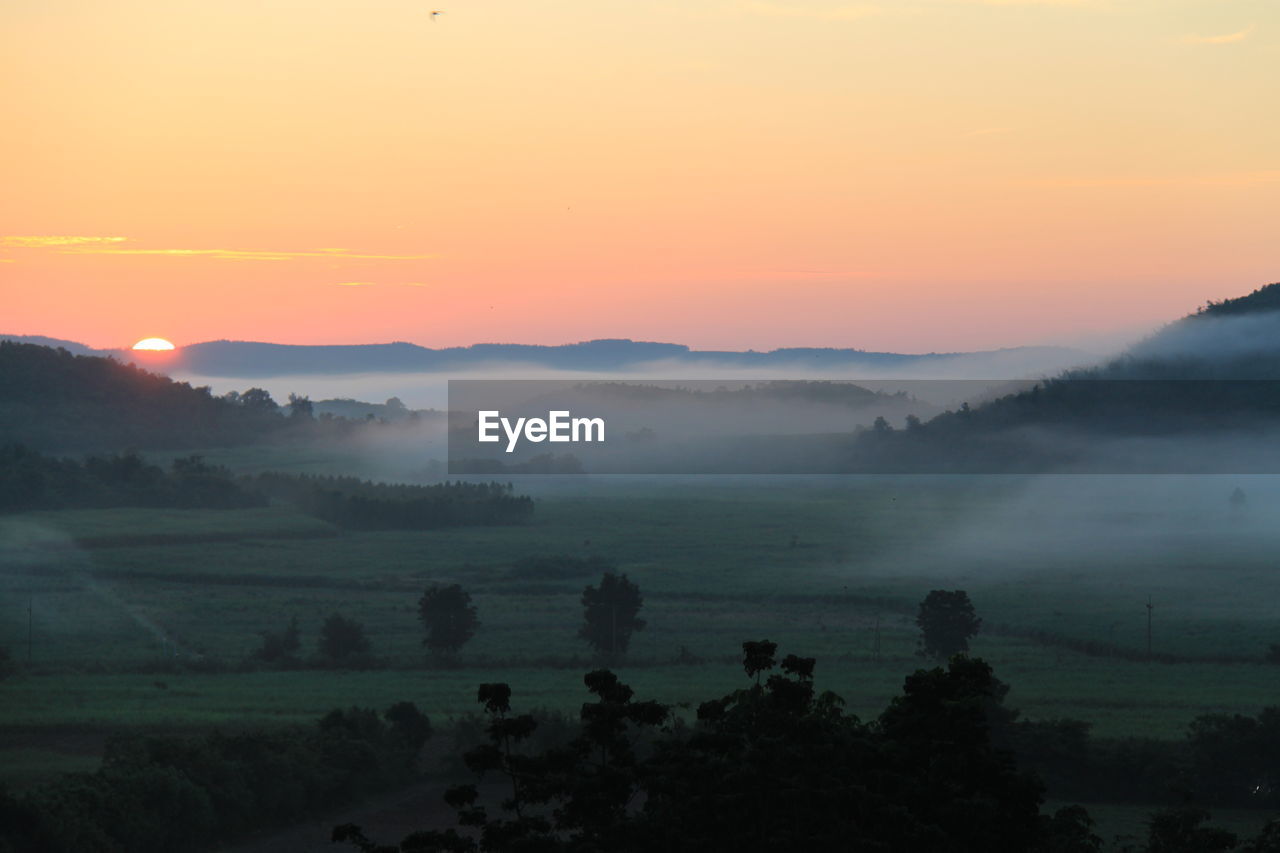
[0,335,1088,377]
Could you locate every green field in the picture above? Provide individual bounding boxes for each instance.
[4,471,1280,804]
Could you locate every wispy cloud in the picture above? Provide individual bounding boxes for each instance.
[335,281,431,288]
[970,0,1095,6]
[1,235,127,248]
[1025,170,1280,189]
[1181,25,1254,45]
[730,1,884,22]
[72,248,435,261]
[961,127,1015,138]
[0,236,432,262]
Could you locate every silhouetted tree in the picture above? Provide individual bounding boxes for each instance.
[741,639,778,684]
[1243,819,1280,853]
[1145,805,1237,853]
[239,387,279,414]
[1186,707,1280,808]
[418,584,479,659]
[916,589,982,660]
[332,647,1103,853]
[252,616,301,664]
[1033,804,1103,852]
[318,613,370,663]
[287,393,314,420]
[579,573,645,659]
[383,701,434,756]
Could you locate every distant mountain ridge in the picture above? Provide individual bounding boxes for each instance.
[0,335,97,355]
[0,335,1087,377]
[165,339,1087,376]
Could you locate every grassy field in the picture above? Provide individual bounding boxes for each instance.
[4,470,1280,800]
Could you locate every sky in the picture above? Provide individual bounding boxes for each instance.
[2,0,1276,353]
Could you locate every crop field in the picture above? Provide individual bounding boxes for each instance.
[4,470,1280,799]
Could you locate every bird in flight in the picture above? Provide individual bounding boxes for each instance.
[429,9,443,20]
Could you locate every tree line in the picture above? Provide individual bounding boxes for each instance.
[251,473,533,530]
[0,445,534,531]
[0,447,265,512]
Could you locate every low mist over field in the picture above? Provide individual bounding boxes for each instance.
[176,354,1091,410]
[859,473,1280,574]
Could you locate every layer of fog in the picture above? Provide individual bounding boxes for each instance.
[838,472,1280,612]
[1121,310,1280,371]
[831,471,1280,657]
[168,344,1101,411]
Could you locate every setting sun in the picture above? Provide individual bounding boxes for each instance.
[132,337,175,351]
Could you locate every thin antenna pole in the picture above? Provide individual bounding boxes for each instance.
[1146,596,1153,662]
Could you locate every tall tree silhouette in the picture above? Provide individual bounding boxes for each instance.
[579,573,645,659]
[418,584,479,659]
[318,613,370,663]
[916,589,982,660]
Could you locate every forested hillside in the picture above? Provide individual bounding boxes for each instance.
[0,343,285,451]
[847,283,1280,472]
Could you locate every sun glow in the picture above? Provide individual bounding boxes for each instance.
[132,337,175,351]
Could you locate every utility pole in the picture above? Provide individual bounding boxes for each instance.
[1146,596,1153,662]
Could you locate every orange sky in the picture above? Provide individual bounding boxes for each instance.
[2,0,1276,352]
